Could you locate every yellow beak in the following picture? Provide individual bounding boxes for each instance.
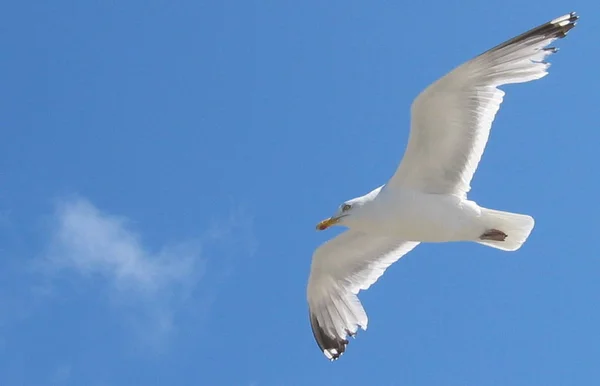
[316,217,339,231]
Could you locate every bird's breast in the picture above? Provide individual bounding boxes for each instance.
[355,189,481,242]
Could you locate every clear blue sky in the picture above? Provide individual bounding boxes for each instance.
[2,1,599,385]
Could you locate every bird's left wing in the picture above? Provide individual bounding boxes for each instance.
[307,230,419,360]
[386,12,578,198]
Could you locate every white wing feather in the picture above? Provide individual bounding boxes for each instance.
[307,230,419,360]
[387,12,578,197]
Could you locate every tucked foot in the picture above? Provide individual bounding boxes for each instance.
[480,229,507,241]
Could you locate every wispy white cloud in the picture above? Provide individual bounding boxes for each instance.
[37,195,256,351]
[45,198,199,296]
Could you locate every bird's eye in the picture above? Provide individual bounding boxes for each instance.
[341,204,352,212]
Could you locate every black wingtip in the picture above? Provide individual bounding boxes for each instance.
[309,312,350,361]
[568,11,579,23]
[551,12,579,38]
[479,12,579,58]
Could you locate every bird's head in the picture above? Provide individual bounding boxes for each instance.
[316,187,383,231]
[316,202,354,231]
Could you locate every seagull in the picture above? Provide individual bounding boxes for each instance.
[307,12,578,361]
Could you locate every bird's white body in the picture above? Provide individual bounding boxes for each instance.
[347,186,483,242]
[306,12,578,361]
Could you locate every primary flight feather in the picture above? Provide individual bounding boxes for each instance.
[307,12,579,361]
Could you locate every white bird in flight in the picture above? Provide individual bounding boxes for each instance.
[307,12,578,361]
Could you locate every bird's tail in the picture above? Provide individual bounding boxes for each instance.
[476,208,535,251]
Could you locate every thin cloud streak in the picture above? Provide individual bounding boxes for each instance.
[38,196,256,351]
[46,197,198,296]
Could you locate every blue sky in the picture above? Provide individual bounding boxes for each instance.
[2,1,600,385]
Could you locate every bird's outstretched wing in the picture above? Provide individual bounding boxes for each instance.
[387,12,578,197]
[307,230,419,360]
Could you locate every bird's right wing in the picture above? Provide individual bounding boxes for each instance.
[386,12,578,198]
[307,230,419,360]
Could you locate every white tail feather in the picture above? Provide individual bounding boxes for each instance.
[477,208,535,251]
